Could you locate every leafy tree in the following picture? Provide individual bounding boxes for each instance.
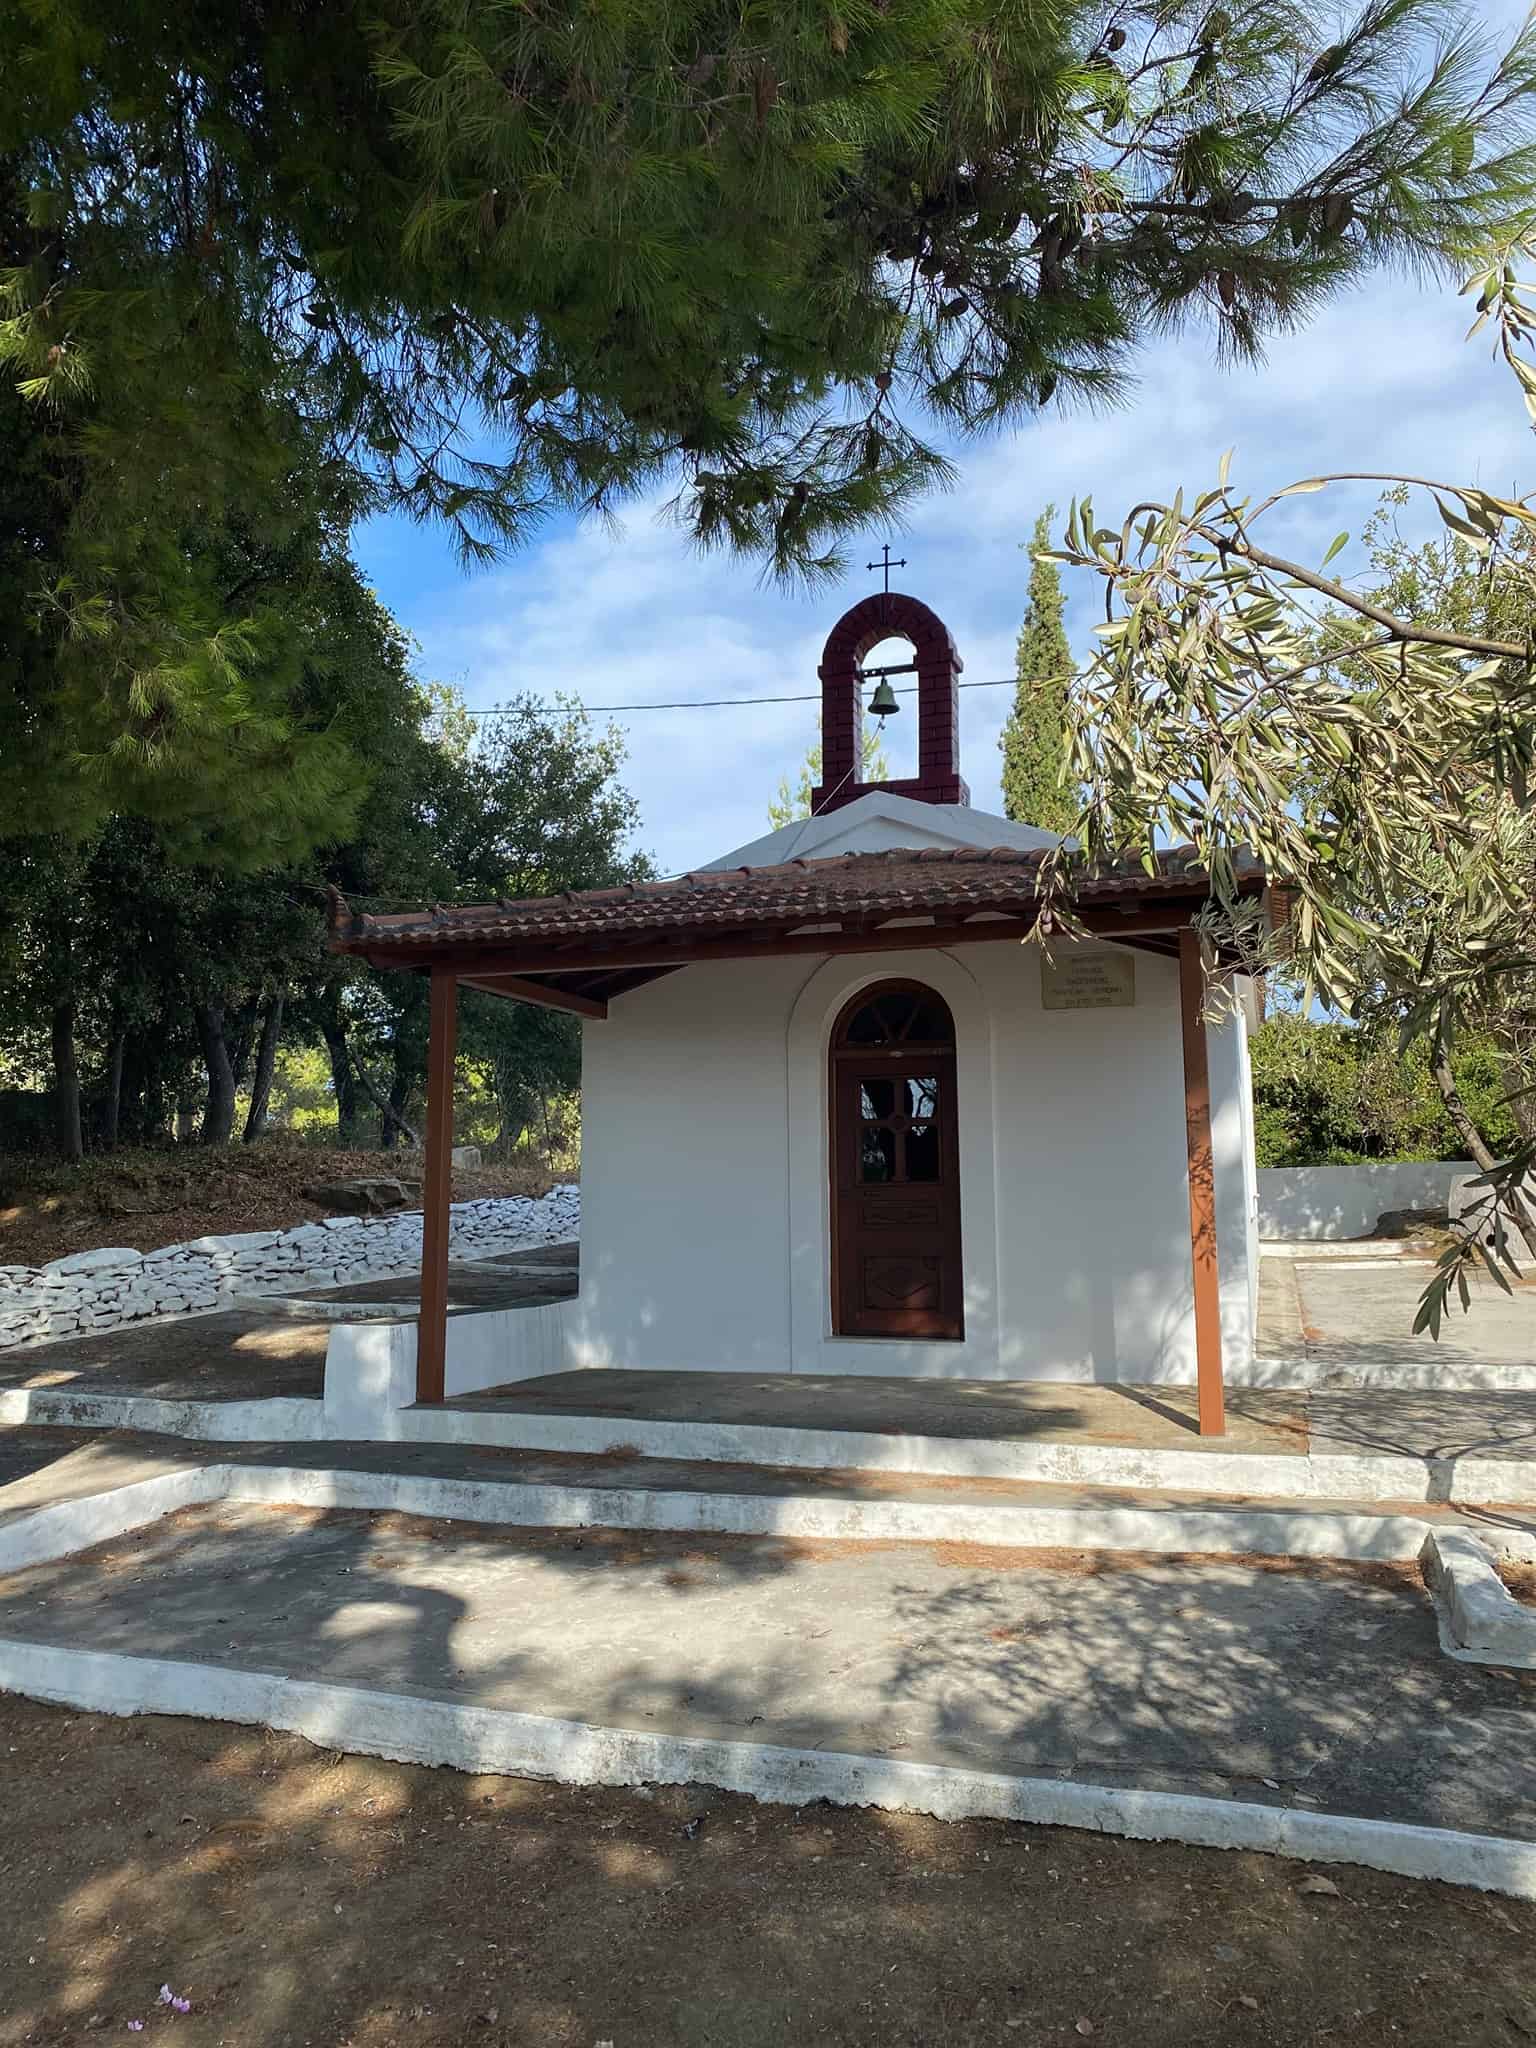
[0,553,430,1151]
[0,263,376,859]
[0,676,654,1157]
[768,725,892,828]
[1042,229,1536,1322]
[1337,496,1536,1156]
[3,0,1532,828]
[444,698,652,1155]
[321,694,652,1152]
[1249,1014,1522,1169]
[1000,507,1076,832]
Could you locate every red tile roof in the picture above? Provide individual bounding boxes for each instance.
[329,844,1263,959]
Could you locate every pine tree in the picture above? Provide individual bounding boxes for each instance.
[4,0,1534,833]
[1000,510,1076,833]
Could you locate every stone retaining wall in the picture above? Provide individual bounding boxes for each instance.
[0,1185,580,1350]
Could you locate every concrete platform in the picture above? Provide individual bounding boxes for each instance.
[4,1499,1536,1895]
[0,1310,329,1403]
[450,1370,1536,1470]
[0,1251,582,1398]
[454,1372,1310,1455]
[450,1370,1536,1469]
[428,1369,1536,1502]
[8,1353,1536,1505]
[4,1426,1536,1893]
[1257,1258,1536,1388]
[6,1424,1517,1572]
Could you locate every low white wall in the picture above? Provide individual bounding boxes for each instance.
[0,1185,580,1349]
[322,1298,576,1438]
[1257,1163,1473,1241]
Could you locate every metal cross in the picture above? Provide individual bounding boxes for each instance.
[866,543,907,594]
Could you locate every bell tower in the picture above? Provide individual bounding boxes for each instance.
[809,590,969,816]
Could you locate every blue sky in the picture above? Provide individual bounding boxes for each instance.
[354,222,1532,878]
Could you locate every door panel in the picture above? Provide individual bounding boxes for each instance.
[833,1052,963,1339]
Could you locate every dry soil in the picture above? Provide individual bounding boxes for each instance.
[0,1694,1534,2047]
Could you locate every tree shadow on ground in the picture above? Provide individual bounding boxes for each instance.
[6,1686,1536,2048]
[5,1505,1534,1837]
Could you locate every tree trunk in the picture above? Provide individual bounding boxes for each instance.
[319,996,360,1145]
[351,1053,422,1150]
[120,1032,172,1147]
[118,1036,143,1144]
[101,1028,126,1151]
[1430,1039,1536,1261]
[385,981,431,1153]
[51,1000,82,1163]
[193,999,238,1147]
[1493,1033,1536,1145]
[242,993,284,1144]
[143,1075,169,1145]
[227,995,261,1093]
[383,1071,414,1151]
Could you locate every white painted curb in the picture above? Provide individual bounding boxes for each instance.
[1242,1355,1536,1394]
[397,1407,1536,1507]
[1261,1243,1432,1263]
[224,1465,1436,1561]
[0,1461,1441,1576]
[2,1639,1532,1899]
[0,1389,325,1440]
[7,1382,1536,1504]
[1421,1527,1536,1669]
[0,1466,226,1573]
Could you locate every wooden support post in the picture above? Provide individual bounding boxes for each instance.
[1178,928,1226,1438]
[417,965,459,1405]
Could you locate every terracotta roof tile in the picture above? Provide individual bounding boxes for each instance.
[329,844,1264,958]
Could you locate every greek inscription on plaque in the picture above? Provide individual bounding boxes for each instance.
[1040,951,1136,1010]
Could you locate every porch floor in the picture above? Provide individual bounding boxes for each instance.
[446,1368,1536,1466]
[452,1370,1305,1453]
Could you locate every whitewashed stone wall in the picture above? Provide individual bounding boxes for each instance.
[0,1184,580,1350]
[1256,1162,1474,1241]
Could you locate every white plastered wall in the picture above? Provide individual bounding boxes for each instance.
[546,934,1257,1386]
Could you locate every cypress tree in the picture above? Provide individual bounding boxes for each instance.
[1000,510,1076,833]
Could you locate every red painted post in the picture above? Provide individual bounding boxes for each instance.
[1178,927,1226,1437]
[417,965,459,1405]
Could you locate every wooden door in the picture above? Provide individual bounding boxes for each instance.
[831,982,963,1341]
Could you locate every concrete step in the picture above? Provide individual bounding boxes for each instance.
[6,1492,1536,1898]
[7,1430,1534,1575]
[397,1399,1536,1508]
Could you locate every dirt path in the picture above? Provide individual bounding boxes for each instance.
[0,1695,1532,2047]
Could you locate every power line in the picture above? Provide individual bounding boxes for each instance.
[462,675,1021,717]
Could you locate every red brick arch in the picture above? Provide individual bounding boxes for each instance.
[810,591,969,815]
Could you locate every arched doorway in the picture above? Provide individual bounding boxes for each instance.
[830,980,964,1339]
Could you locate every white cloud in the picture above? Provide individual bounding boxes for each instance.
[361,270,1534,876]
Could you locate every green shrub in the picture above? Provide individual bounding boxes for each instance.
[1249,1015,1508,1167]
